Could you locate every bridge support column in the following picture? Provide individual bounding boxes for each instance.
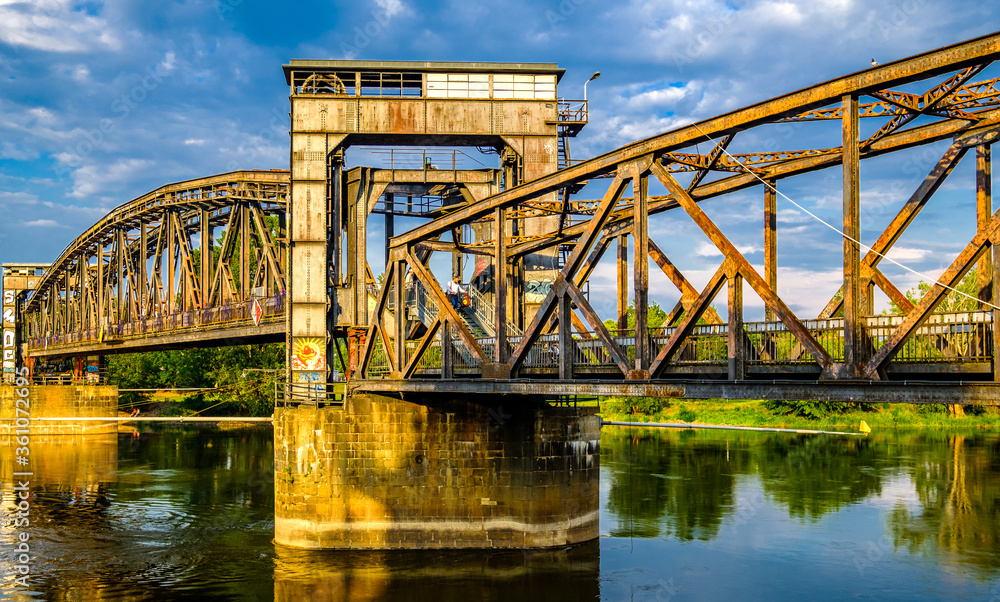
[273,394,600,549]
[978,145,993,309]
[981,144,1000,383]
[616,234,628,331]
[841,94,869,376]
[727,272,745,380]
[764,180,777,322]
[632,171,649,372]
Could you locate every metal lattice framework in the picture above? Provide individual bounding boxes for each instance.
[19,33,1000,403]
[356,32,1000,390]
[23,170,289,357]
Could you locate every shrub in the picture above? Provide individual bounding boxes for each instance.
[678,404,697,423]
[601,396,668,416]
[764,399,847,419]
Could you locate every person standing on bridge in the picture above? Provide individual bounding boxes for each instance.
[447,279,464,310]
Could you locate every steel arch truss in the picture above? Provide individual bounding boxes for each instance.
[358,32,1000,383]
[23,171,289,356]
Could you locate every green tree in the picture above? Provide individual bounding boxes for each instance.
[603,300,671,332]
[105,343,285,417]
[203,343,285,416]
[887,265,982,314]
[105,353,159,408]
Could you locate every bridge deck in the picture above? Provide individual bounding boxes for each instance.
[29,307,994,381]
[353,379,1000,404]
[27,297,284,357]
[360,309,995,382]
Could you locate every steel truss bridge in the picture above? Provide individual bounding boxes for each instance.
[21,170,289,356]
[18,33,1000,404]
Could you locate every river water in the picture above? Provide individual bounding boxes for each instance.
[2,424,1000,601]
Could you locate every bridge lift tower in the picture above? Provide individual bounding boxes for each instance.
[282,60,588,396]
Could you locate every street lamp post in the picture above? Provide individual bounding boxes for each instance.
[584,71,601,102]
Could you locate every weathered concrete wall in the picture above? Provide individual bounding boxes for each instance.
[274,394,600,549]
[0,385,117,435]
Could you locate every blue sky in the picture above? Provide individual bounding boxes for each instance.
[1,0,999,319]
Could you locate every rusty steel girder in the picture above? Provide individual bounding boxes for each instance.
[356,31,1000,387]
[23,170,289,358]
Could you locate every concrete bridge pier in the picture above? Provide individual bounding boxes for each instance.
[273,393,600,549]
[0,384,117,435]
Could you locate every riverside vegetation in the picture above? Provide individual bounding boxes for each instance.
[105,343,292,417]
[596,397,1000,430]
[599,268,999,430]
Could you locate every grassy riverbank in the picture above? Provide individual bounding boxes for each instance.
[594,398,1000,431]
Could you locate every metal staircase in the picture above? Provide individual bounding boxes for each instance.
[405,284,521,362]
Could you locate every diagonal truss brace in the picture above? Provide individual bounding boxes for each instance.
[866,207,1000,377]
[650,160,832,372]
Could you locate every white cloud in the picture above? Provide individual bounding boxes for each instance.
[160,51,176,73]
[620,81,700,110]
[582,112,692,153]
[53,63,90,82]
[883,246,932,262]
[27,107,58,127]
[753,1,806,27]
[0,191,40,205]
[23,218,64,228]
[696,241,761,257]
[374,0,406,18]
[771,266,845,317]
[68,158,153,198]
[0,142,39,161]
[696,242,723,257]
[0,0,121,52]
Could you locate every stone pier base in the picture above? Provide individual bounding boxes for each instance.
[274,394,600,549]
[0,385,117,435]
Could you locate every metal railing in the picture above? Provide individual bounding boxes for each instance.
[465,286,495,336]
[283,380,346,407]
[867,310,992,363]
[367,148,487,171]
[29,292,286,351]
[557,100,588,123]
